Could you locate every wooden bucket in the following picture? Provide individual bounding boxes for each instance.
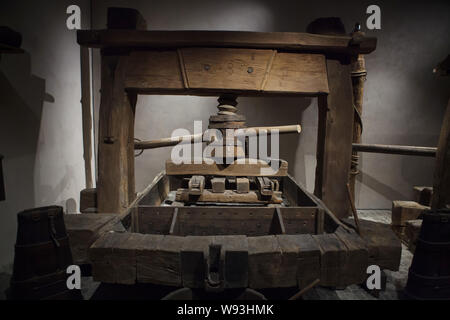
[10,206,81,300]
[405,209,450,300]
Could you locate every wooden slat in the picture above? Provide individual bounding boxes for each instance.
[166,159,288,176]
[77,30,376,55]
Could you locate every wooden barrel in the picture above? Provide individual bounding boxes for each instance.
[405,209,450,300]
[10,206,81,300]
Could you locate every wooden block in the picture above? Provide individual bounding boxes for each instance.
[137,235,183,286]
[213,235,248,289]
[391,201,428,226]
[413,186,433,206]
[65,213,120,265]
[275,235,317,288]
[343,219,401,271]
[236,178,250,194]
[312,233,347,287]
[89,232,118,283]
[80,188,97,213]
[248,235,282,289]
[188,175,205,195]
[180,236,213,288]
[109,232,143,284]
[211,177,226,193]
[335,226,368,285]
[295,234,321,289]
[405,219,422,253]
[264,52,329,94]
[136,234,164,283]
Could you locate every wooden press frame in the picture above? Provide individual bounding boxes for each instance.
[77,16,376,219]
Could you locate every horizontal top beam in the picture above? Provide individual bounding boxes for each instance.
[77,30,376,55]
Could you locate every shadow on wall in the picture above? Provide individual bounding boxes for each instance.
[0,52,47,266]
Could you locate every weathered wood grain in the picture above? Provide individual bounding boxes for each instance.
[313,233,347,287]
[314,59,354,219]
[166,159,288,176]
[391,201,428,226]
[77,30,376,55]
[248,235,282,289]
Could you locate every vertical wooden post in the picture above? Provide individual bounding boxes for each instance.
[431,100,450,210]
[97,55,136,213]
[349,52,366,200]
[314,59,355,218]
[96,7,146,214]
[80,46,93,189]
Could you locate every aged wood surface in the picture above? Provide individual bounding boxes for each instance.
[313,233,347,287]
[391,201,428,226]
[314,59,354,219]
[248,235,282,289]
[77,30,376,55]
[343,218,401,271]
[97,55,136,213]
[80,46,93,189]
[125,49,329,95]
[413,186,433,206]
[65,213,122,265]
[79,188,97,213]
[432,100,450,209]
[166,159,288,176]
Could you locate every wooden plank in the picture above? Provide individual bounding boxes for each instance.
[180,236,213,288]
[276,234,321,289]
[125,50,184,90]
[188,175,205,195]
[432,100,450,209]
[137,235,182,286]
[80,46,93,189]
[248,235,282,289]
[335,226,368,285]
[109,232,141,284]
[89,232,119,283]
[77,30,376,55]
[312,233,347,287]
[314,59,355,218]
[264,53,329,94]
[65,213,121,265]
[279,207,317,234]
[137,206,175,235]
[125,49,329,95]
[97,55,136,213]
[213,235,248,289]
[391,201,428,226]
[176,207,274,236]
[166,159,288,176]
[175,189,282,204]
[343,218,401,271]
[295,234,321,289]
[182,48,273,91]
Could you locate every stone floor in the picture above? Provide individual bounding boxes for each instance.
[0,209,412,300]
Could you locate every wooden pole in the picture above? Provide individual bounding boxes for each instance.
[346,183,361,235]
[352,143,437,157]
[134,124,302,150]
[80,46,93,188]
[349,25,367,204]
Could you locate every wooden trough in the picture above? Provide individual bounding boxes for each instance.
[66,172,401,293]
